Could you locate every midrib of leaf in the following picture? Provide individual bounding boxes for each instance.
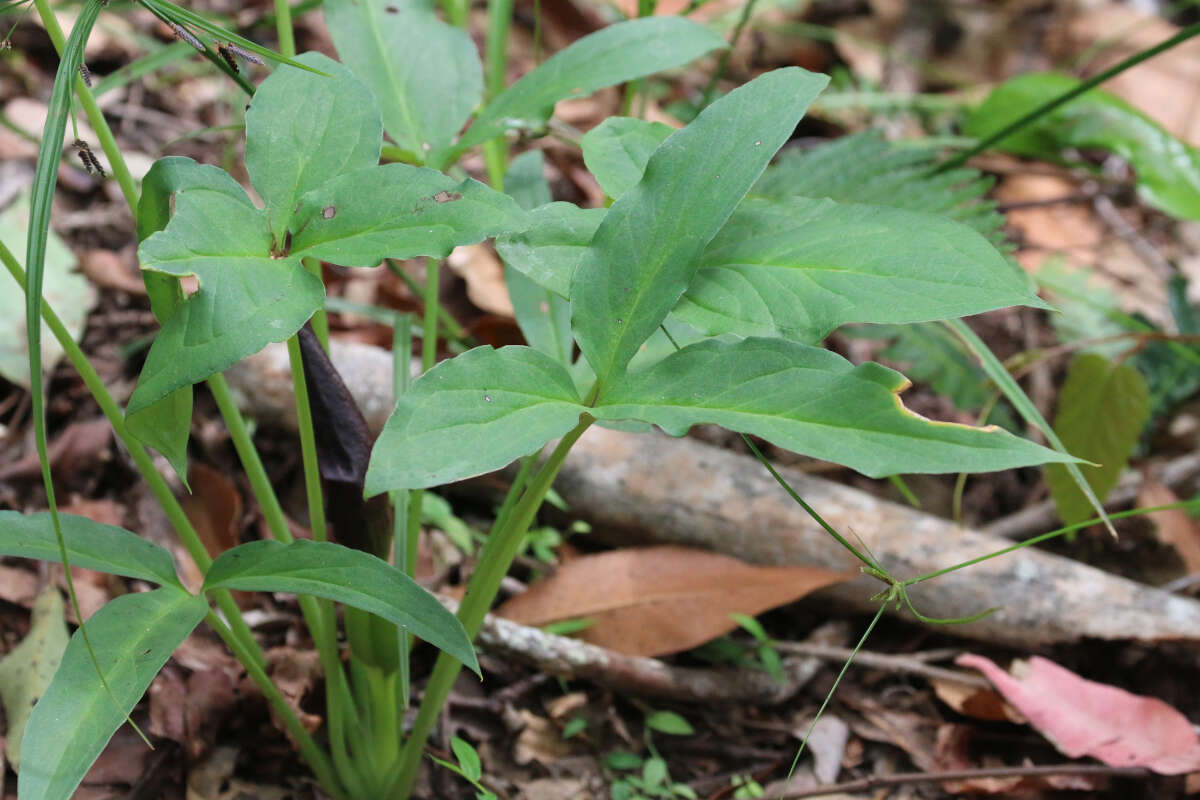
[363,0,423,158]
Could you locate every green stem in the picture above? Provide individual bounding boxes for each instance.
[389,415,595,797]
[700,0,759,109]
[937,19,1200,172]
[420,257,440,372]
[304,259,331,351]
[205,610,345,798]
[274,0,296,58]
[35,0,139,212]
[392,314,414,710]
[483,0,514,187]
[438,0,467,27]
[741,437,881,572]
[387,260,469,342]
[286,335,328,543]
[904,501,1198,586]
[0,242,265,669]
[206,372,366,768]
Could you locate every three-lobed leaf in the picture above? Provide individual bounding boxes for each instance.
[130,188,322,414]
[133,53,527,411]
[18,588,208,800]
[203,539,479,675]
[572,67,830,392]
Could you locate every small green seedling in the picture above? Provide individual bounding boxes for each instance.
[427,737,497,800]
[730,613,785,684]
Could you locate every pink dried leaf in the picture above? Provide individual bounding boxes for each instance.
[957,653,1200,775]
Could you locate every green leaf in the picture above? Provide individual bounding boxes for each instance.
[365,346,586,493]
[754,131,1007,247]
[450,17,726,159]
[593,338,1079,477]
[0,192,92,389]
[0,588,69,769]
[870,323,1002,422]
[325,0,481,164]
[129,187,322,413]
[0,511,181,587]
[290,164,529,265]
[451,736,482,782]
[18,588,208,800]
[503,151,574,365]
[203,539,479,675]
[136,157,246,321]
[573,68,829,392]
[581,117,674,199]
[494,202,603,298]
[964,72,1200,220]
[644,710,693,736]
[124,386,192,486]
[561,717,588,738]
[606,751,644,770]
[642,756,668,786]
[128,157,257,480]
[244,52,382,237]
[1045,354,1150,526]
[676,197,1046,343]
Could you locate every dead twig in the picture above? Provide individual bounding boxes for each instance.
[770,642,989,689]
[776,763,1150,798]
[440,596,821,705]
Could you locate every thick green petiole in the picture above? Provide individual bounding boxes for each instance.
[388,414,595,797]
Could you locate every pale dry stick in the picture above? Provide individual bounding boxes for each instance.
[441,597,822,705]
[1092,191,1175,281]
[770,642,989,689]
[777,763,1150,799]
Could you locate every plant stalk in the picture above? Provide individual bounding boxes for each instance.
[389,414,595,797]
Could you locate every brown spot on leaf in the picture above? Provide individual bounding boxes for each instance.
[322,205,337,219]
[433,190,462,203]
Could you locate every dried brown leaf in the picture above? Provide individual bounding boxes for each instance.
[496,546,850,657]
[1139,481,1200,575]
[931,677,1025,723]
[446,244,512,317]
